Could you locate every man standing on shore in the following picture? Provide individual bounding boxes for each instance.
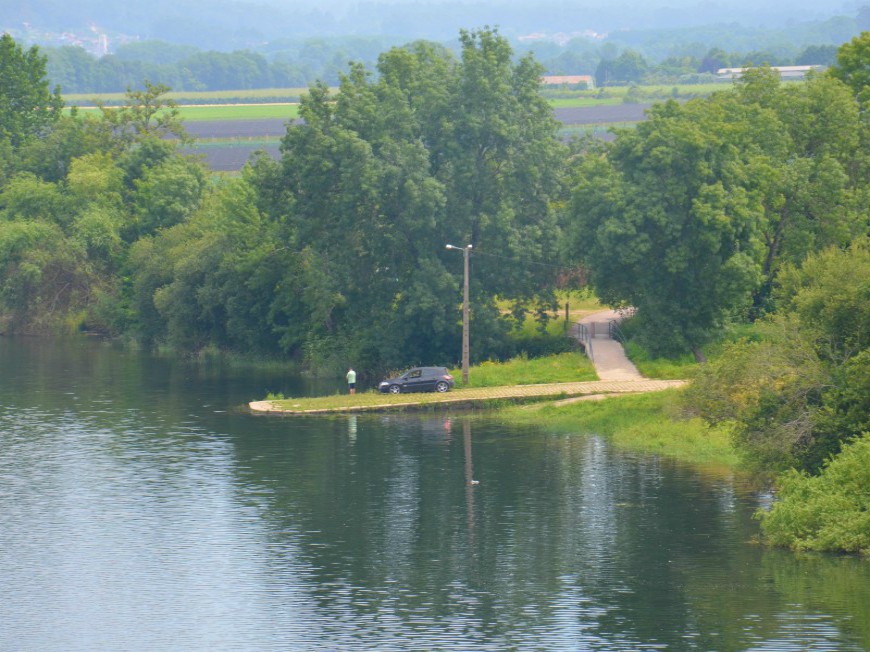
[346,368,357,395]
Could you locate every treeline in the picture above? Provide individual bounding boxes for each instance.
[46,37,404,94]
[2,30,569,373]
[44,25,857,94]
[2,30,869,553]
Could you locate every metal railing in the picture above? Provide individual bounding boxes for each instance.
[608,319,627,344]
[575,322,594,362]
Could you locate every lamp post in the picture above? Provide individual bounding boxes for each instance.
[446,243,472,384]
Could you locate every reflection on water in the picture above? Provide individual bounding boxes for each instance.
[0,338,867,651]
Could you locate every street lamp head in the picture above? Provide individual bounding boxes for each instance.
[445,244,456,250]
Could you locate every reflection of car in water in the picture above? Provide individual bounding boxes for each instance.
[378,367,455,394]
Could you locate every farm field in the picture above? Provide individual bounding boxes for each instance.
[64,87,668,170]
[182,104,653,170]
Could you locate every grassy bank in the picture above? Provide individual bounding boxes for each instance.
[503,389,741,468]
[451,351,597,388]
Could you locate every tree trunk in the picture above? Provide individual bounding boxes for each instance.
[691,345,707,364]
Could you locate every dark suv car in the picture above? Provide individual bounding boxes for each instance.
[378,367,455,394]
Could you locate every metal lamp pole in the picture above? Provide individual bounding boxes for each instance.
[446,244,472,384]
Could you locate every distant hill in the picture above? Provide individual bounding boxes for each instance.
[3,0,865,52]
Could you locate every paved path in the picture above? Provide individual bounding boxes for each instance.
[577,309,643,381]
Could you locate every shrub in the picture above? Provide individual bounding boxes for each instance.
[758,433,870,554]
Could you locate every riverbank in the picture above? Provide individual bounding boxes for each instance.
[501,389,741,469]
[249,378,685,414]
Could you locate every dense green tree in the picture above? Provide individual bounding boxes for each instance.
[566,95,766,360]
[0,217,103,332]
[269,28,566,369]
[595,49,649,85]
[0,34,63,148]
[829,30,870,105]
[734,69,867,312]
[567,62,868,359]
[0,173,72,225]
[129,176,287,352]
[698,47,730,74]
[0,76,204,335]
[132,156,207,236]
[795,44,838,66]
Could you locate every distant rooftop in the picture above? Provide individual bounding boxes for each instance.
[716,65,826,79]
[541,75,595,88]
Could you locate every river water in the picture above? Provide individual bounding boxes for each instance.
[0,338,867,651]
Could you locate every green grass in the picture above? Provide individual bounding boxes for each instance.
[69,104,300,122]
[266,388,457,412]
[618,320,767,380]
[623,341,699,380]
[450,351,597,388]
[64,87,312,104]
[504,389,741,468]
[176,104,299,121]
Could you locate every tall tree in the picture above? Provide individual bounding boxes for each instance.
[567,65,868,359]
[271,29,567,369]
[0,34,63,148]
[566,96,766,361]
[828,31,870,106]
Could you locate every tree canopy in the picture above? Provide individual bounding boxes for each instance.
[0,34,63,148]
[565,66,868,360]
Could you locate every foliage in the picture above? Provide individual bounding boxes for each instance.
[504,389,741,467]
[774,236,870,362]
[566,63,868,360]
[758,433,870,554]
[685,321,827,471]
[566,94,766,360]
[0,79,202,334]
[595,49,649,86]
[685,239,870,472]
[257,28,567,370]
[828,31,870,106]
[0,35,63,148]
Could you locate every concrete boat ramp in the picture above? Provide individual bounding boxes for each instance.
[249,310,686,415]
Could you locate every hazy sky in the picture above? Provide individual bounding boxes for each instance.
[2,0,863,50]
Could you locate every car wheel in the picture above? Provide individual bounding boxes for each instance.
[388,384,402,394]
[435,381,449,393]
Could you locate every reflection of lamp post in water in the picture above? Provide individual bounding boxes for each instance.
[446,243,472,384]
[463,420,478,545]
[463,419,479,487]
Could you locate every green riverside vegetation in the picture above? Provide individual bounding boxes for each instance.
[502,389,740,469]
[2,29,869,555]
